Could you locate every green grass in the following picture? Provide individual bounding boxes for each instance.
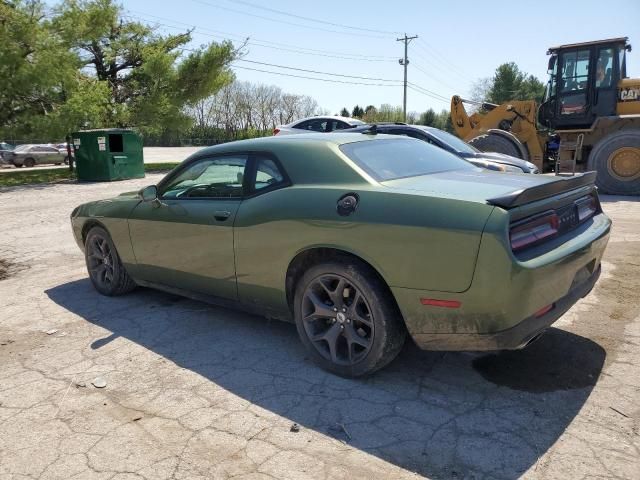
[0,163,180,188]
[144,162,180,173]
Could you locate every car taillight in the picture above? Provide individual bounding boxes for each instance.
[273,128,280,135]
[576,195,597,222]
[510,211,559,251]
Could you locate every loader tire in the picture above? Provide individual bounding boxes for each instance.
[468,133,523,159]
[588,130,640,196]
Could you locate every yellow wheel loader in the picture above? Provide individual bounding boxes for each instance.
[451,37,640,195]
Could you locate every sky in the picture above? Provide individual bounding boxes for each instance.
[73,0,640,115]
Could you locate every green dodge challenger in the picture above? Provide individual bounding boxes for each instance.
[71,133,611,376]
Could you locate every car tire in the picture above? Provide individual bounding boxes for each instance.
[468,133,523,159]
[64,156,70,165]
[85,226,136,296]
[23,158,35,168]
[13,163,23,168]
[293,258,406,377]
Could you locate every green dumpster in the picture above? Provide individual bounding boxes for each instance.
[72,129,145,181]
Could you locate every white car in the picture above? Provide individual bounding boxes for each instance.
[273,116,365,135]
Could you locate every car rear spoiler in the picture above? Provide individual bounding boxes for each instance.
[487,171,597,208]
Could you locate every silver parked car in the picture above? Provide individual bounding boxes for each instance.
[273,115,364,135]
[4,144,70,168]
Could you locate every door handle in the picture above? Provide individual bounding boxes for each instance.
[214,210,231,221]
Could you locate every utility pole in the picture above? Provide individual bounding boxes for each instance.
[397,34,418,121]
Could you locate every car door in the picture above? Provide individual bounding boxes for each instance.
[41,146,63,164]
[127,153,248,300]
[32,146,45,164]
[233,153,292,315]
[30,146,44,164]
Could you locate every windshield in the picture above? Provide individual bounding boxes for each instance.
[420,128,479,154]
[339,138,475,181]
[14,145,31,152]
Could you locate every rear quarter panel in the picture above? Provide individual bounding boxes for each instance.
[234,184,494,317]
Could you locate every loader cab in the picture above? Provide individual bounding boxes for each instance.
[538,37,630,130]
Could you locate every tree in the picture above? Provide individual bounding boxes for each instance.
[1,0,237,141]
[351,105,364,118]
[517,74,546,102]
[486,62,545,104]
[184,80,322,145]
[417,108,436,126]
[0,1,83,138]
[339,107,350,117]
[52,0,237,138]
[470,77,492,104]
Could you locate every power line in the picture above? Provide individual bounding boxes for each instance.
[125,10,396,62]
[411,48,467,83]
[237,59,400,82]
[411,62,460,92]
[233,65,403,87]
[188,0,390,39]
[223,0,401,36]
[407,84,450,105]
[407,82,449,102]
[117,10,455,107]
[415,40,469,78]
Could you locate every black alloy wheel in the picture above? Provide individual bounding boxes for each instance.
[301,274,375,366]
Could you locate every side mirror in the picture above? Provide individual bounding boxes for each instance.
[140,185,158,202]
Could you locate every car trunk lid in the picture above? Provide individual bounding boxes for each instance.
[381,169,595,207]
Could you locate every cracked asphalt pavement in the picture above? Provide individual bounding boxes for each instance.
[1,176,639,479]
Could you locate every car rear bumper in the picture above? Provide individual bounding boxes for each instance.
[410,263,600,350]
[392,211,610,351]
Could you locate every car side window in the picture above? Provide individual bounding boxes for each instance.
[253,156,285,192]
[161,155,248,199]
[308,120,328,132]
[296,119,328,132]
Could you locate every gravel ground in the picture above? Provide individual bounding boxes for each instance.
[0,178,638,480]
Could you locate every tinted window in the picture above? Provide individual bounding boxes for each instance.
[596,48,614,88]
[561,49,590,92]
[295,119,327,132]
[162,155,247,199]
[253,157,285,191]
[340,138,474,181]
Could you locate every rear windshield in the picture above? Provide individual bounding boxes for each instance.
[339,138,474,181]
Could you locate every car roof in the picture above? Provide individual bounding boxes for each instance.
[287,115,364,126]
[192,132,407,157]
[345,123,439,132]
